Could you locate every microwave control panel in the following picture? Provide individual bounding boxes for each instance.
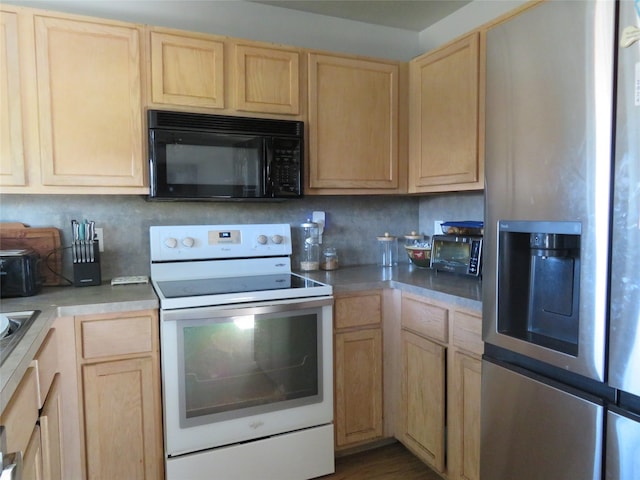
[270,138,301,196]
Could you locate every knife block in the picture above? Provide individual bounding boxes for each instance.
[73,242,101,287]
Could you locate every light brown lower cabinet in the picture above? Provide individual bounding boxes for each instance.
[400,330,446,472]
[397,292,482,479]
[40,374,64,480]
[335,328,383,447]
[447,308,483,480]
[23,424,43,480]
[333,290,384,450]
[82,357,160,479]
[76,310,164,480]
[0,328,64,480]
[448,350,482,480]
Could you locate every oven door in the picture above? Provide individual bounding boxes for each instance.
[161,297,333,457]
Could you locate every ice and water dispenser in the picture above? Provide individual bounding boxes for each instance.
[497,221,581,356]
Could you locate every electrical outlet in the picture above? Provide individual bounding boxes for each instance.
[95,227,105,252]
[312,211,326,243]
[434,220,444,237]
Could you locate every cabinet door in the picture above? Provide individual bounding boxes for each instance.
[82,357,162,480]
[409,32,482,192]
[449,351,481,480]
[335,328,383,448]
[150,30,224,108]
[40,374,63,480]
[0,9,26,186]
[34,14,144,187]
[0,366,39,454]
[234,43,299,114]
[308,53,400,191]
[401,330,446,473]
[23,424,43,480]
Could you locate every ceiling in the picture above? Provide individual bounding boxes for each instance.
[249,0,472,32]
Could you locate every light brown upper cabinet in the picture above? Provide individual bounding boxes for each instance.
[148,29,303,117]
[0,6,147,194]
[409,32,484,193]
[149,29,225,109]
[35,14,145,189]
[233,42,300,115]
[0,9,26,186]
[307,53,406,194]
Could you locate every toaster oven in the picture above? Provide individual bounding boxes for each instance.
[431,235,482,277]
[0,249,42,297]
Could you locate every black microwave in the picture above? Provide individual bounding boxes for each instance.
[148,110,303,201]
[431,235,482,277]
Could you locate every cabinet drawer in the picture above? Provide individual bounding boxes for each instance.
[335,291,382,329]
[401,293,448,343]
[80,313,154,359]
[0,366,38,453]
[452,310,483,356]
[34,328,58,408]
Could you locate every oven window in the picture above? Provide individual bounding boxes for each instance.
[433,241,471,266]
[177,309,321,426]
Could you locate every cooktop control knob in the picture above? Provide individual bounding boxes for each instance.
[271,235,283,244]
[182,237,195,248]
[257,235,268,245]
[164,237,178,248]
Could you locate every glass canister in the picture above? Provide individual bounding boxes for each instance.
[320,247,339,270]
[376,232,398,267]
[299,221,320,271]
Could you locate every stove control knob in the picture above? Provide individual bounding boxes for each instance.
[164,237,178,249]
[182,237,195,248]
[271,235,283,244]
[257,235,268,245]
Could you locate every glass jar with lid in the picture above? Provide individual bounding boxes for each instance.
[299,221,320,271]
[376,232,398,267]
[320,247,339,270]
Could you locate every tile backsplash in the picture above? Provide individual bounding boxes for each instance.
[0,194,417,280]
[0,192,483,281]
[418,191,485,239]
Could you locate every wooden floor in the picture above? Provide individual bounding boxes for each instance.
[320,442,445,480]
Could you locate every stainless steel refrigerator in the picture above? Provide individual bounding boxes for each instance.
[481,1,640,479]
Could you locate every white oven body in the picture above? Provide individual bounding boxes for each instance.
[160,296,334,477]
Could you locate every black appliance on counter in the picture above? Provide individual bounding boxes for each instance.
[481,1,640,479]
[0,249,41,297]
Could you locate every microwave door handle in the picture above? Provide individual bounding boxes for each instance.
[264,138,273,197]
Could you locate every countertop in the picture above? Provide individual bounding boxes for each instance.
[0,282,158,412]
[0,264,481,412]
[301,264,482,311]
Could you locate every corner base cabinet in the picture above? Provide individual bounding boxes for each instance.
[398,292,483,479]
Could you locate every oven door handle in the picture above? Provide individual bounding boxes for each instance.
[161,296,333,322]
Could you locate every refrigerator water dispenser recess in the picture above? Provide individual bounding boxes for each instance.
[497,221,581,356]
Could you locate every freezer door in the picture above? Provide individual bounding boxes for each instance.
[608,0,640,398]
[483,0,615,381]
[481,359,604,480]
[606,408,640,480]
